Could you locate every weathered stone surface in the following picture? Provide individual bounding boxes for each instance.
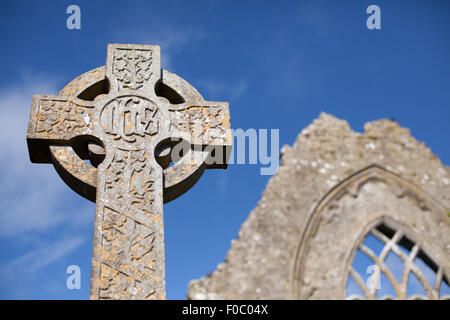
[188,113,450,300]
[27,44,232,299]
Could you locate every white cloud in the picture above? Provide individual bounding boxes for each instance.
[1,236,85,275]
[196,78,247,101]
[0,76,92,237]
[0,75,94,298]
[0,235,85,298]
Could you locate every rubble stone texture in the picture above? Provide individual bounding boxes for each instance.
[27,44,232,300]
[188,113,450,300]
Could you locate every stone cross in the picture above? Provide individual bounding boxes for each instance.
[26,44,232,299]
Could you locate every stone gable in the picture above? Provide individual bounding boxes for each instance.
[188,113,450,300]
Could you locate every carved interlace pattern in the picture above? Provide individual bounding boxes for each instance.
[170,106,227,144]
[36,99,90,136]
[113,48,153,91]
[99,207,157,300]
[104,149,155,213]
[99,149,160,299]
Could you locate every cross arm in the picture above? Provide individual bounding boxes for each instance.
[169,101,232,169]
[27,94,95,163]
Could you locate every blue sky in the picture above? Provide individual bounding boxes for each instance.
[0,0,449,299]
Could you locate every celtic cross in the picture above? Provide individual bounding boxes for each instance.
[26,44,232,299]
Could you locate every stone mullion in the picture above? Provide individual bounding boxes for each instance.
[349,267,371,299]
[370,228,390,245]
[359,243,403,299]
[397,243,418,299]
[378,230,402,263]
[408,258,437,299]
[434,266,444,298]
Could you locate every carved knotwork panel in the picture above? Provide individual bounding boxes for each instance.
[112,48,154,91]
[169,105,230,145]
[91,146,165,300]
[98,206,158,300]
[30,96,94,140]
[104,149,155,213]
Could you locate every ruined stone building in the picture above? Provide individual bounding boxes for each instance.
[188,113,450,300]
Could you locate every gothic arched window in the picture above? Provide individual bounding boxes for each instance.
[346,220,450,300]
